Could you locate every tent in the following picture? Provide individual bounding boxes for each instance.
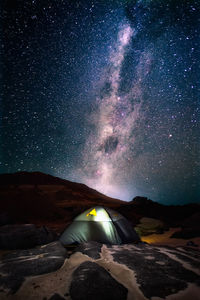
[60,206,140,245]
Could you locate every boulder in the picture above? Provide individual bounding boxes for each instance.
[135,217,165,236]
[70,261,128,300]
[0,224,57,249]
[0,241,67,294]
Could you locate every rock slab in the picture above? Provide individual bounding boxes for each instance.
[0,224,57,249]
[0,241,67,294]
[70,261,128,300]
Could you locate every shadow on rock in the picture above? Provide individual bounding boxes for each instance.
[70,261,128,300]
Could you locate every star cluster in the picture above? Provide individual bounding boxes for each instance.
[1,0,200,204]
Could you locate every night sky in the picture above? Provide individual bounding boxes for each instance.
[1,0,200,204]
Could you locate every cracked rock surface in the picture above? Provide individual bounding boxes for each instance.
[0,241,200,300]
[70,261,128,300]
[77,242,200,299]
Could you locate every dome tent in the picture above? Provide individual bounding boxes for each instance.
[60,206,140,245]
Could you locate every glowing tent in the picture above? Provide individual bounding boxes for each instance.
[60,206,140,245]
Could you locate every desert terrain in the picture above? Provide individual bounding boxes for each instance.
[0,172,199,300]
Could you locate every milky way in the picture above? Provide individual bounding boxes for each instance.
[77,1,200,203]
[82,24,149,199]
[1,0,200,204]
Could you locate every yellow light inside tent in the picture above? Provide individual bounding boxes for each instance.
[86,208,97,217]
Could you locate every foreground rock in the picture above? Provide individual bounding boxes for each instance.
[0,224,57,249]
[110,245,199,298]
[78,242,200,299]
[0,241,67,294]
[70,261,128,300]
[1,241,200,299]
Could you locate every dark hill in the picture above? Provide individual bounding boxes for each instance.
[0,171,121,199]
[0,171,125,232]
[0,172,199,234]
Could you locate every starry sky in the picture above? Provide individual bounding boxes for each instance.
[1,0,200,204]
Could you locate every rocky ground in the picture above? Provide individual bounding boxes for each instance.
[0,240,200,300]
[0,172,200,299]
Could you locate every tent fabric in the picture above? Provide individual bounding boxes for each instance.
[60,206,140,245]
